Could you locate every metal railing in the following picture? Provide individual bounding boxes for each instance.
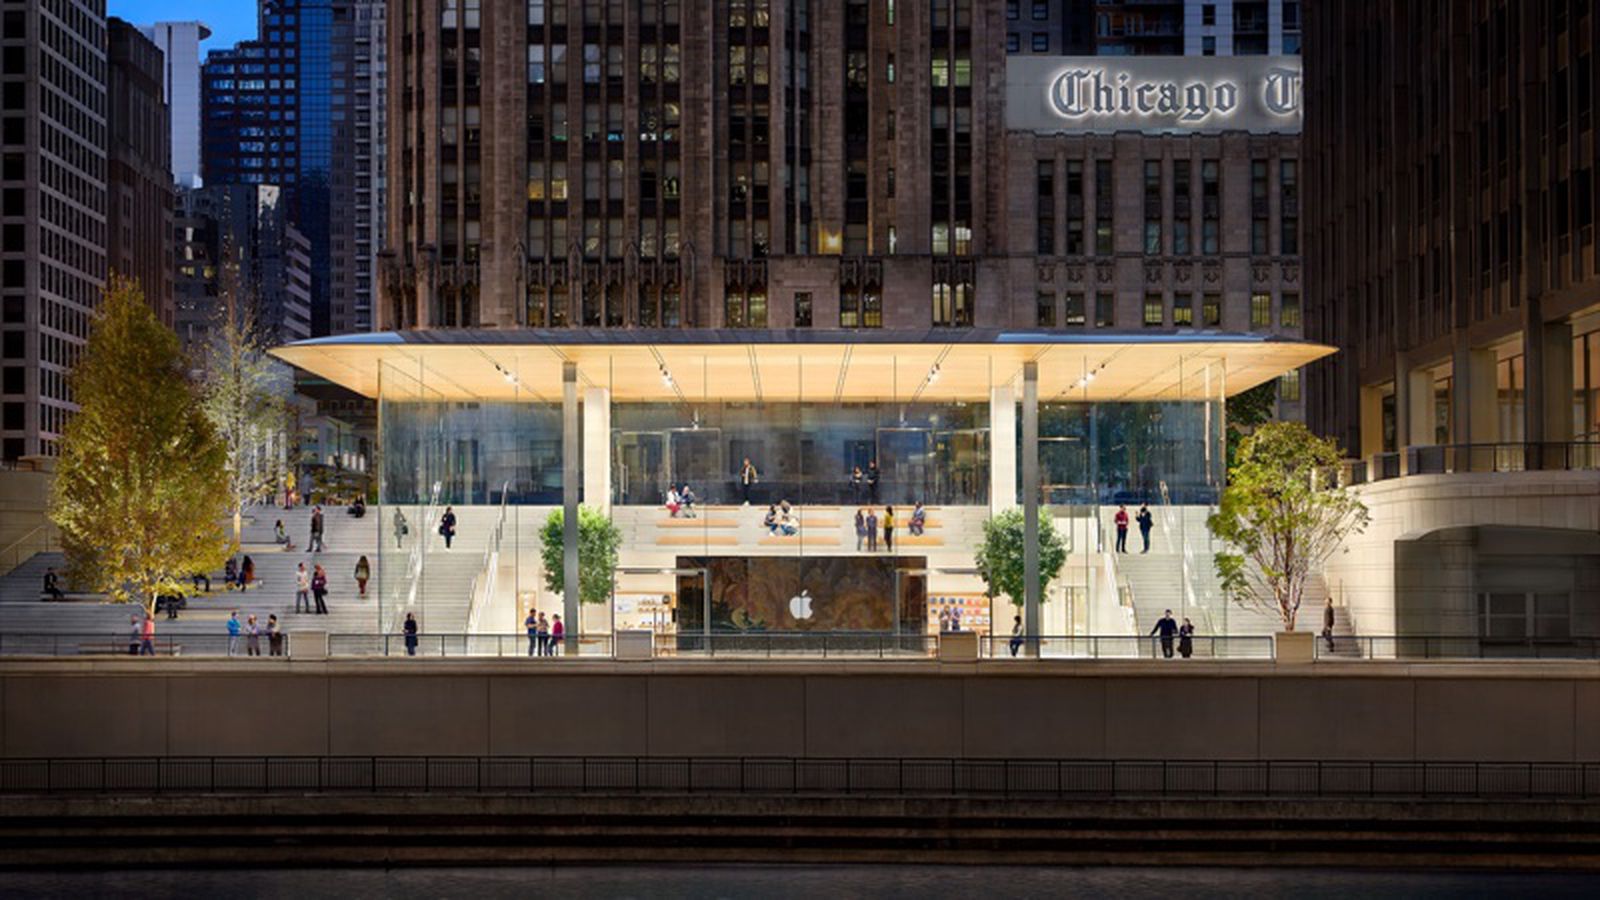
[0,633,290,658]
[328,632,615,658]
[1316,635,1600,661]
[981,634,1274,660]
[0,524,58,578]
[657,632,938,659]
[465,480,511,635]
[5,755,1600,800]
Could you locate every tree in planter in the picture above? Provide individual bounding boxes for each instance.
[1207,421,1369,631]
[1225,380,1279,470]
[974,508,1069,611]
[198,289,291,549]
[50,276,233,615]
[540,506,624,607]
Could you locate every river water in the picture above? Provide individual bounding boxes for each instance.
[1,866,1597,899]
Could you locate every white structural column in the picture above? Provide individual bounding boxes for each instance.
[562,363,580,653]
[1022,362,1040,646]
[989,382,1016,514]
[583,386,612,512]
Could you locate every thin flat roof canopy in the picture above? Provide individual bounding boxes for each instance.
[271,329,1334,403]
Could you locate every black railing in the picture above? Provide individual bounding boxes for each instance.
[1318,635,1600,660]
[3,756,1600,799]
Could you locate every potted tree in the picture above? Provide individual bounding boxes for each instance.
[1207,422,1368,663]
[540,506,625,655]
[973,508,1068,659]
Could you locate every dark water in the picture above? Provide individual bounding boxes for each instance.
[1,866,1597,899]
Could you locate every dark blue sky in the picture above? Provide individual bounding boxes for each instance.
[110,1,256,51]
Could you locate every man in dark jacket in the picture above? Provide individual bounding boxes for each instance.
[1136,504,1154,553]
[1151,609,1179,659]
[42,567,64,601]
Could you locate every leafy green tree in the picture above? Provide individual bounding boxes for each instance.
[974,507,1069,607]
[540,505,623,605]
[1207,421,1369,631]
[50,276,232,614]
[1226,380,1280,468]
[198,291,290,548]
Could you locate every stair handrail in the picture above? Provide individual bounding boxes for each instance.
[1158,480,1219,638]
[397,480,443,631]
[466,481,512,635]
[0,524,57,577]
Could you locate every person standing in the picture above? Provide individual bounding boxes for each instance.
[311,564,329,614]
[739,457,759,505]
[550,614,565,656]
[850,466,864,505]
[245,615,262,657]
[537,612,550,656]
[882,505,896,552]
[403,612,419,656]
[950,607,962,632]
[240,556,255,592]
[227,611,242,657]
[939,606,952,633]
[1322,598,1336,653]
[1114,505,1130,554]
[1136,504,1154,553]
[1151,609,1178,659]
[284,470,297,509]
[128,616,142,655]
[854,508,867,551]
[267,615,284,657]
[354,555,371,597]
[295,563,311,614]
[139,613,156,656]
[439,506,457,549]
[393,508,409,549]
[1009,614,1025,658]
[309,505,325,553]
[865,508,879,552]
[867,460,881,504]
[1178,618,1195,659]
[42,567,64,601]
[525,609,539,657]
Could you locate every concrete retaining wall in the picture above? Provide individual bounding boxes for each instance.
[3,660,1599,761]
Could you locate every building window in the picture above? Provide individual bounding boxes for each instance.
[1065,292,1086,326]
[1065,160,1085,255]
[1279,369,1302,401]
[1094,160,1114,255]
[1281,292,1301,328]
[1201,159,1220,254]
[1006,0,1018,20]
[1202,35,1216,56]
[1032,1,1047,20]
[932,267,974,327]
[1032,33,1048,52]
[1280,159,1299,255]
[1202,3,1216,26]
[1250,292,1272,329]
[1480,591,1571,641]
[1251,160,1269,255]
[1203,293,1221,326]
[1036,291,1056,327]
[1143,160,1162,254]
[1036,160,1055,255]
[1174,294,1195,326]
[1143,294,1164,327]
[1006,32,1020,53]
[1095,292,1115,328]
[795,292,813,328]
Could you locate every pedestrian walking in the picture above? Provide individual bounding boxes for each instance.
[267,615,284,656]
[139,613,156,656]
[525,609,539,657]
[403,612,419,656]
[865,508,879,552]
[1008,614,1025,657]
[309,505,325,553]
[311,564,329,614]
[227,611,242,656]
[246,614,262,657]
[354,555,371,597]
[537,612,550,656]
[740,457,759,505]
[1136,504,1154,553]
[393,508,409,549]
[882,505,895,552]
[867,460,881,504]
[550,614,565,655]
[192,571,211,593]
[439,506,457,549]
[1151,609,1178,659]
[1178,618,1195,659]
[240,555,255,592]
[1322,598,1336,653]
[294,563,311,614]
[854,508,867,551]
[128,615,142,656]
[1114,505,1130,553]
[42,567,64,601]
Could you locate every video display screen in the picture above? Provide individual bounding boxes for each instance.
[676,556,928,633]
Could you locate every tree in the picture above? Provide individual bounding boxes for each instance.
[1207,421,1369,631]
[974,508,1069,608]
[540,506,623,606]
[198,295,290,548]
[1226,380,1279,469]
[50,276,232,614]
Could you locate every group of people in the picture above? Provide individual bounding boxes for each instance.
[938,605,966,633]
[665,486,699,518]
[849,461,884,505]
[763,501,798,536]
[226,610,286,657]
[1112,504,1157,554]
[523,609,566,656]
[272,505,329,554]
[1150,609,1198,659]
[853,503,925,552]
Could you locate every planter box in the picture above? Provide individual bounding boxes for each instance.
[293,630,328,660]
[614,630,655,661]
[938,631,979,662]
[1274,630,1315,664]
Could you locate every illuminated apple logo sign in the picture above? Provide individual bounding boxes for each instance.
[789,589,814,621]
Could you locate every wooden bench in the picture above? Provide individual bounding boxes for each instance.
[655,534,739,547]
[758,534,842,547]
[895,534,946,547]
[657,518,740,529]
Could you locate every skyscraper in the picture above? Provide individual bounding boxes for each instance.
[140,21,210,188]
[107,18,175,330]
[1007,1,1302,57]
[0,0,107,462]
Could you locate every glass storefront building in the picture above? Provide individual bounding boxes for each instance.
[276,330,1328,653]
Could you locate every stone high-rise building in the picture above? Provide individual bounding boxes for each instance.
[107,18,175,330]
[0,0,107,461]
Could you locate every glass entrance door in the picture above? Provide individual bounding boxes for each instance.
[876,427,933,505]
[668,427,725,502]
[933,428,989,505]
[613,430,668,505]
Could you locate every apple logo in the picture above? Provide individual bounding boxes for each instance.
[789,589,814,621]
